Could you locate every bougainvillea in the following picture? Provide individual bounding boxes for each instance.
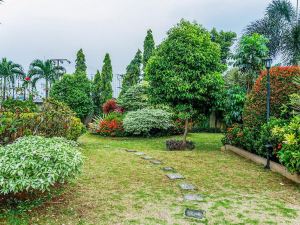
[243,66,300,132]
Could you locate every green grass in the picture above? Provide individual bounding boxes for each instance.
[1,133,300,224]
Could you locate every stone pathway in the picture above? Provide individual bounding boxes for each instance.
[124,149,206,221]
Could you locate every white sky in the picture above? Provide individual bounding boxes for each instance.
[0,0,277,75]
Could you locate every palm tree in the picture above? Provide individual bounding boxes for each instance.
[21,72,40,100]
[246,0,300,64]
[29,59,65,98]
[0,58,24,100]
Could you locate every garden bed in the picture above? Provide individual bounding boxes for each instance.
[222,145,300,184]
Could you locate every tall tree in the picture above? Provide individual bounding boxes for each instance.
[210,28,237,66]
[75,49,87,75]
[29,59,65,98]
[146,20,224,146]
[93,54,113,113]
[234,33,269,92]
[143,29,155,72]
[246,0,300,64]
[120,49,142,96]
[0,58,24,100]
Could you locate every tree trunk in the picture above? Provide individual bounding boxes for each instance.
[183,118,189,145]
[24,88,26,100]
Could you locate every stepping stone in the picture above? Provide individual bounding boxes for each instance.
[125,149,137,153]
[185,209,205,220]
[184,194,204,201]
[141,156,153,160]
[162,167,175,172]
[135,152,145,156]
[166,173,184,180]
[150,160,162,165]
[179,183,197,191]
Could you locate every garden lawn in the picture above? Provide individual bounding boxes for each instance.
[1,133,300,225]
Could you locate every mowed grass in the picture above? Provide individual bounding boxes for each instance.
[1,133,300,225]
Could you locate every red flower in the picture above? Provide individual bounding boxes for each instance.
[24,77,31,81]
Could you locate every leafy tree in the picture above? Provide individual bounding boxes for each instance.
[117,81,149,111]
[120,49,142,96]
[246,0,300,64]
[143,29,155,72]
[234,33,269,92]
[0,58,24,100]
[93,53,113,113]
[50,73,94,121]
[75,49,87,75]
[29,59,65,98]
[146,20,224,145]
[210,28,237,65]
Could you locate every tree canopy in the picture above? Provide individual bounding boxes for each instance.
[120,49,142,96]
[146,20,224,143]
[75,49,87,75]
[143,29,155,72]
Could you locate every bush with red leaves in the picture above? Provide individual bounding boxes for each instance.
[102,99,124,114]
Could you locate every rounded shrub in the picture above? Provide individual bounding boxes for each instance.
[0,136,83,195]
[123,108,173,136]
[243,66,300,132]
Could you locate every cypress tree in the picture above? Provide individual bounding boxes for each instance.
[93,53,113,113]
[120,49,142,97]
[75,49,87,75]
[143,29,155,72]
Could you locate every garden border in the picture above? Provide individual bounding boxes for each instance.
[221,145,300,184]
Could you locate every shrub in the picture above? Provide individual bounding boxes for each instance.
[243,66,300,132]
[0,99,37,113]
[274,116,300,174]
[0,136,83,195]
[117,81,149,111]
[50,73,94,120]
[36,99,85,140]
[123,108,173,136]
[166,140,195,151]
[102,99,124,114]
[96,113,124,137]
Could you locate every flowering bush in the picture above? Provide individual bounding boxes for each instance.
[91,112,124,137]
[0,136,83,195]
[102,99,124,114]
[243,66,300,132]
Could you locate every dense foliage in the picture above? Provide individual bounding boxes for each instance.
[91,112,124,137]
[123,108,173,136]
[143,29,155,72]
[0,99,37,113]
[93,54,113,114]
[50,73,94,120]
[243,66,299,132]
[117,81,149,111]
[75,49,87,75]
[0,136,83,194]
[146,20,224,143]
[120,50,142,96]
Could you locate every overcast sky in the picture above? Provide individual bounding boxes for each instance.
[0,0,277,76]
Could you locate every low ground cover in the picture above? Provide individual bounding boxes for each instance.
[1,133,299,224]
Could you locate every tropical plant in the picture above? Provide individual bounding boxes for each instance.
[50,74,94,121]
[29,59,65,98]
[0,58,24,100]
[0,136,83,195]
[93,112,124,137]
[120,49,142,96]
[146,20,224,145]
[234,33,269,92]
[246,0,300,64]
